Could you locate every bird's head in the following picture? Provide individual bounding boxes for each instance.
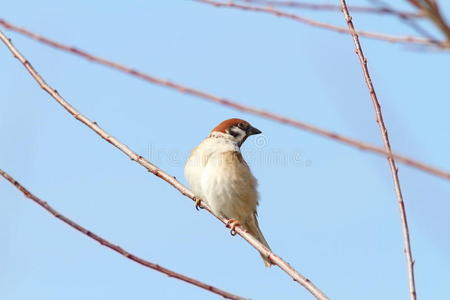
[211,118,262,147]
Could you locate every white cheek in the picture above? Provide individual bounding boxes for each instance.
[229,127,246,142]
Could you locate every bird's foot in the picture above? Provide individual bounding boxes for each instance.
[194,197,203,211]
[225,219,241,236]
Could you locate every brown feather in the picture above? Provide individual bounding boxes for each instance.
[211,118,249,133]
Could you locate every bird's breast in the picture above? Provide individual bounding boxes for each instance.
[199,151,258,220]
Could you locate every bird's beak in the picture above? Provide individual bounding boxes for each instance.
[247,125,262,136]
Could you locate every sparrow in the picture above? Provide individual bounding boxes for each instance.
[184,118,272,267]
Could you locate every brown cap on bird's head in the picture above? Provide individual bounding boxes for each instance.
[211,118,261,146]
[212,118,245,133]
[212,118,261,135]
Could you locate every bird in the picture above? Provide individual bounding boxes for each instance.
[184,118,273,267]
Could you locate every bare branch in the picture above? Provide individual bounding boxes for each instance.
[240,0,438,40]
[1,20,449,180]
[407,0,450,47]
[238,0,423,19]
[0,30,330,300]
[338,2,417,300]
[0,169,248,300]
[193,0,443,46]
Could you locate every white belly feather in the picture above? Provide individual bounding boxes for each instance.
[184,136,258,221]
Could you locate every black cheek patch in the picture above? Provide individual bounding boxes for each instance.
[228,128,240,138]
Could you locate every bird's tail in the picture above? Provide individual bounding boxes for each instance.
[245,214,273,267]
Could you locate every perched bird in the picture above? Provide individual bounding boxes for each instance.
[185,118,272,267]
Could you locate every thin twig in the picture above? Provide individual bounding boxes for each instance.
[0,20,449,181]
[194,0,442,46]
[238,0,422,19]
[407,0,450,47]
[0,30,329,300]
[367,0,437,40]
[0,169,247,300]
[339,2,417,300]
[244,0,437,41]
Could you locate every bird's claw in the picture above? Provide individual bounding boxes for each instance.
[194,197,203,211]
[226,219,241,236]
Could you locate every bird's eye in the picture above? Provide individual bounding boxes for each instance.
[237,123,246,129]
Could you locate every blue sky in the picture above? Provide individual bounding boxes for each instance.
[1,1,450,299]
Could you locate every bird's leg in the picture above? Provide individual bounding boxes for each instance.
[225,219,241,236]
[194,196,203,210]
